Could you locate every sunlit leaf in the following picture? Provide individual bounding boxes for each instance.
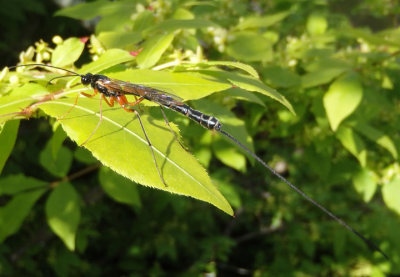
[37,97,233,215]
[323,73,363,131]
[46,182,80,251]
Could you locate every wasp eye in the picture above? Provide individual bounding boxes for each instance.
[81,73,93,85]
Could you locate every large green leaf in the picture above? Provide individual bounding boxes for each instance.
[323,73,363,131]
[46,182,80,251]
[37,96,233,215]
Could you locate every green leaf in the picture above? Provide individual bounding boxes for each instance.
[263,66,301,88]
[347,28,400,48]
[74,148,97,164]
[55,0,116,20]
[323,73,363,131]
[0,120,19,174]
[301,59,350,88]
[0,176,47,242]
[148,19,218,33]
[46,182,80,251]
[353,121,398,159]
[98,31,142,49]
[197,61,259,79]
[51,37,86,67]
[213,178,242,209]
[213,138,246,172]
[106,69,231,101]
[352,168,377,202]
[226,32,273,62]
[197,70,294,114]
[336,126,367,166]
[132,10,155,32]
[95,9,135,33]
[37,97,233,215]
[382,177,400,216]
[137,33,176,69]
[0,174,47,195]
[39,144,73,178]
[77,49,135,76]
[99,167,141,207]
[50,124,68,159]
[223,87,265,107]
[235,11,291,30]
[307,13,328,36]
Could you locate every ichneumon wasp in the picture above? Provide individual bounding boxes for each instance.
[7,63,389,260]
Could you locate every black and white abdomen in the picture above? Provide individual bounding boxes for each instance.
[170,104,222,130]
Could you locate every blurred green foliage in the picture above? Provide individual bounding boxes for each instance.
[1,0,400,276]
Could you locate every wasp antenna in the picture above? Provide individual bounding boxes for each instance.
[9,63,82,77]
[46,74,81,87]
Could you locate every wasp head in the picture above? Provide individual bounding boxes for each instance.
[81,73,93,86]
